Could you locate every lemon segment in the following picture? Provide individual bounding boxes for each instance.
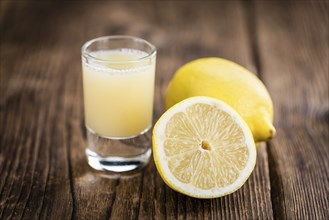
[165,58,276,142]
[153,97,256,198]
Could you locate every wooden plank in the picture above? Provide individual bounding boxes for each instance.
[0,2,74,218]
[0,1,274,219]
[254,1,329,219]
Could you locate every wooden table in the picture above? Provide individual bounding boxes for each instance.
[1,1,328,219]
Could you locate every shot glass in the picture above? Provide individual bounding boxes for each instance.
[81,36,156,172]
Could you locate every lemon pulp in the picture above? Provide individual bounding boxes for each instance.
[153,97,256,198]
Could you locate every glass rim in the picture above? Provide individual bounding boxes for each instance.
[81,35,157,63]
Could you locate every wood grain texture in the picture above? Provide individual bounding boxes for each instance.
[0,1,327,220]
[254,1,329,219]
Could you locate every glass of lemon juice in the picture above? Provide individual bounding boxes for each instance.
[81,36,156,172]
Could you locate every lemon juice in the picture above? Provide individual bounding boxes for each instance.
[81,36,156,172]
[82,49,155,138]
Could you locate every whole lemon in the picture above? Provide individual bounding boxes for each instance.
[165,58,276,142]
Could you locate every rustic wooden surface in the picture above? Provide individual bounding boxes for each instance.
[0,1,328,219]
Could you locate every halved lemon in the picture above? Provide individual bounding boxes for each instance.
[152,97,256,198]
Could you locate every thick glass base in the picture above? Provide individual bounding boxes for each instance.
[86,127,152,172]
